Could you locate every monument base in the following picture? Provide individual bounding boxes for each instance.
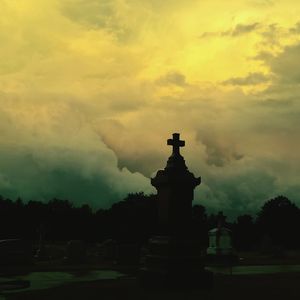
[139,236,213,289]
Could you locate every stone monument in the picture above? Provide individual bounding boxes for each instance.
[140,133,213,288]
[206,212,238,265]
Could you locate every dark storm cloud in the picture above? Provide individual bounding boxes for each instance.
[108,97,147,112]
[255,98,295,108]
[0,94,153,208]
[156,72,187,87]
[196,168,278,217]
[222,72,270,86]
[230,22,261,36]
[196,132,244,167]
[259,23,279,46]
[0,141,153,208]
[60,0,135,43]
[0,146,116,207]
[200,22,260,39]
[253,50,275,62]
[289,21,300,34]
[60,0,114,29]
[268,43,300,84]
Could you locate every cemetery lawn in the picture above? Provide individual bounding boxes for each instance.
[4,272,300,300]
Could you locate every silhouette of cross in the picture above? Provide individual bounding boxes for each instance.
[167,133,185,156]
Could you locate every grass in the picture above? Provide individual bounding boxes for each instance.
[4,272,300,300]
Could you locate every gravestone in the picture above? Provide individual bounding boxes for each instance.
[140,133,213,288]
[207,228,238,265]
[206,212,238,265]
[207,227,233,255]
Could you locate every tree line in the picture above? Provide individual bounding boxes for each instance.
[0,194,299,250]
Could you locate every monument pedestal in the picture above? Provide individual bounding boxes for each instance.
[140,235,213,288]
[140,133,213,289]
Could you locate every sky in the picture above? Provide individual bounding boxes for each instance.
[0,0,300,217]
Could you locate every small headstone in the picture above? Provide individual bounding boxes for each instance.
[206,227,238,265]
[207,227,233,255]
[64,240,87,264]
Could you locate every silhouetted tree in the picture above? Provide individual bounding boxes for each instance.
[232,214,257,251]
[256,196,300,249]
[109,192,158,242]
[0,193,299,250]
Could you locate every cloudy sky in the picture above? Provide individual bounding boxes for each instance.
[0,0,299,216]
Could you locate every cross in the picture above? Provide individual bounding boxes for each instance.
[167,133,185,156]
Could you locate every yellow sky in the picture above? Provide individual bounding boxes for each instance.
[1,0,299,91]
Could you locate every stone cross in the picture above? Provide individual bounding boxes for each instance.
[167,133,185,156]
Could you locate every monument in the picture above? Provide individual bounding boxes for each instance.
[206,212,238,265]
[140,133,213,288]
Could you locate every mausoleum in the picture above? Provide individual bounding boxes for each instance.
[207,227,233,256]
[206,215,238,264]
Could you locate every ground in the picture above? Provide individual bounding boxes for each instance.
[1,250,300,300]
[4,272,300,300]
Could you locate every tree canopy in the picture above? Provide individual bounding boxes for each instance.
[0,194,299,250]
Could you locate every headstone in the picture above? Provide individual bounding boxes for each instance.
[64,240,87,264]
[206,228,238,264]
[0,239,32,266]
[140,133,213,288]
[207,227,232,255]
[206,213,238,265]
